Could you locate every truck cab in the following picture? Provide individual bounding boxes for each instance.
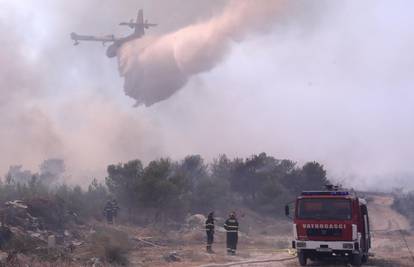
[286,190,371,266]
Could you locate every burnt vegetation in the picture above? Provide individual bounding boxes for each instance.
[393,189,414,224]
[0,153,330,265]
[0,153,329,225]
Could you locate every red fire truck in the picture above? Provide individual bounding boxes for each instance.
[285,190,371,266]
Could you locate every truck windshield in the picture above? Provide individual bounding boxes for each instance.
[297,198,352,220]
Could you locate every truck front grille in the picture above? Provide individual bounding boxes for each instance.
[306,228,342,237]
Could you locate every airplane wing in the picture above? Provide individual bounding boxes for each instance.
[70,32,115,45]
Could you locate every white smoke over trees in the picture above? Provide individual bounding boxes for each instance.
[1,0,414,192]
[118,0,285,106]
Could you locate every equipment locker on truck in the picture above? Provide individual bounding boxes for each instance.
[285,188,371,266]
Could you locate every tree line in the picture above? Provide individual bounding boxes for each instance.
[0,153,329,224]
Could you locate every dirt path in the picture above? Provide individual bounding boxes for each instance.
[368,195,410,232]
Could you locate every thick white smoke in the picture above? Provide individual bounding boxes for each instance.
[3,0,414,192]
[118,0,284,106]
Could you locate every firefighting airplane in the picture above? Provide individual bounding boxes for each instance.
[70,9,157,58]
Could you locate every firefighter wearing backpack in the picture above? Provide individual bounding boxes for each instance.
[224,212,239,255]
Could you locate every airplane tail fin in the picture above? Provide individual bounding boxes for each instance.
[137,9,144,24]
[119,9,155,35]
[135,9,144,34]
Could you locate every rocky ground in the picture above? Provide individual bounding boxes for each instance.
[0,194,413,266]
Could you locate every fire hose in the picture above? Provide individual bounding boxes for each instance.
[199,254,296,267]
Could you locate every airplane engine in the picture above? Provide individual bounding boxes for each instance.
[106,43,120,58]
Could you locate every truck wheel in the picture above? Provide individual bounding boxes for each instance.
[351,254,362,266]
[298,251,307,266]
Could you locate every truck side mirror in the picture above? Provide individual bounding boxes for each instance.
[285,205,289,216]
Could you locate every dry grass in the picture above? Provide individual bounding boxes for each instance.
[89,226,132,266]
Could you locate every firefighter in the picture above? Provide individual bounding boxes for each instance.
[110,198,119,224]
[205,212,215,253]
[103,200,114,224]
[224,212,239,255]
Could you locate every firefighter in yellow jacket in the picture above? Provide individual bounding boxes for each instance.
[224,212,239,255]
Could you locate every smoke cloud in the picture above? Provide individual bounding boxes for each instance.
[1,0,414,192]
[118,0,284,106]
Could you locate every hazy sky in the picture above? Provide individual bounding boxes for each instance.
[1,0,413,191]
